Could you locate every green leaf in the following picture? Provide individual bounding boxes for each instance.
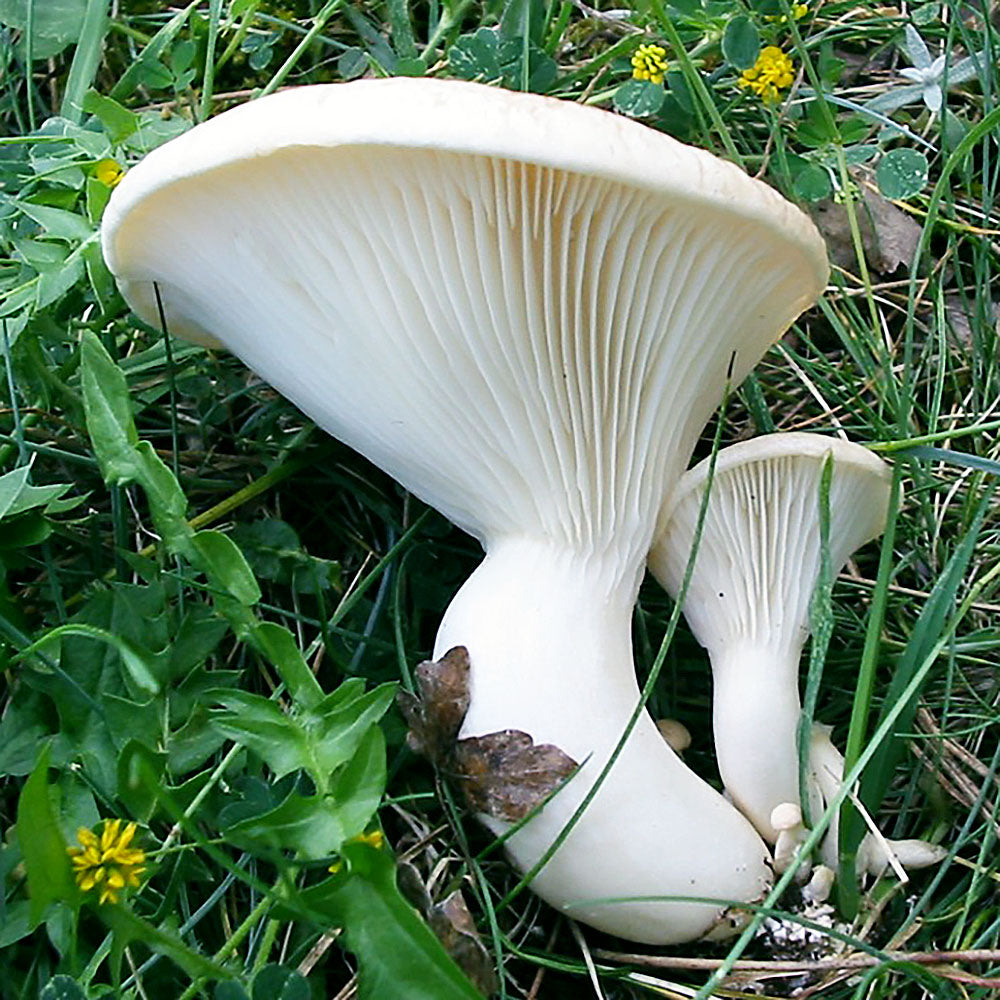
[81,90,138,144]
[0,0,87,59]
[228,727,386,857]
[613,78,665,118]
[876,147,929,200]
[722,15,759,71]
[118,740,167,821]
[498,38,557,93]
[80,331,139,484]
[448,29,501,82]
[27,623,160,696]
[793,163,832,202]
[250,621,322,710]
[210,691,310,780]
[16,201,94,241]
[191,529,261,606]
[252,966,309,1000]
[294,846,483,1000]
[103,904,233,980]
[338,47,368,79]
[499,0,545,45]
[312,681,397,777]
[40,976,87,1000]
[215,983,251,1000]
[16,746,76,926]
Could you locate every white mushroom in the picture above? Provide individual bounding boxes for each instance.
[102,79,829,943]
[650,433,890,846]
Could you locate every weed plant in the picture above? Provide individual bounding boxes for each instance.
[0,0,998,998]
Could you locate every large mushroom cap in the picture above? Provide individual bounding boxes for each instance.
[102,78,828,553]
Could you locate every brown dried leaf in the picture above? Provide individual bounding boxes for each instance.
[452,729,579,822]
[397,646,471,765]
[427,891,499,997]
[808,170,922,276]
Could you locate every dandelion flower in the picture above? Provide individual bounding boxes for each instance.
[631,44,668,86]
[738,46,796,103]
[67,819,146,905]
[94,159,125,188]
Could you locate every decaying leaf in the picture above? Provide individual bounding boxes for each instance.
[400,647,579,823]
[398,646,471,765]
[427,891,499,997]
[453,729,578,822]
[809,170,922,276]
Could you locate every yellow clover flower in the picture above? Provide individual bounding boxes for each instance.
[766,2,808,22]
[67,819,146,905]
[738,46,796,104]
[631,43,668,86]
[94,159,125,188]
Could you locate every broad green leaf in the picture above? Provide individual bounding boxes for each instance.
[722,15,759,71]
[612,79,665,118]
[118,740,167,821]
[448,29,500,81]
[250,621,322,709]
[793,163,832,202]
[15,200,94,241]
[40,976,87,1000]
[215,983,251,1000]
[227,727,386,857]
[80,331,140,484]
[81,90,138,144]
[338,47,368,80]
[876,148,929,199]
[312,682,396,777]
[27,623,160,696]
[16,746,76,926]
[252,966,309,1000]
[0,0,87,59]
[192,529,261,606]
[210,691,312,779]
[294,845,483,1000]
[498,38,557,93]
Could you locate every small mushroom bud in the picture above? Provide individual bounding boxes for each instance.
[803,864,835,903]
[771,802,809,879]
[656,719,692,755]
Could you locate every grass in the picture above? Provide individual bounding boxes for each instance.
[1,0,999,997]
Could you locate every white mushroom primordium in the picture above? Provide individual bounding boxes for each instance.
[101,79,830,943]
[650,434,891,856]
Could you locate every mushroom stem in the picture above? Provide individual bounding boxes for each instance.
[434,537,772,944]
[710,640,806,842]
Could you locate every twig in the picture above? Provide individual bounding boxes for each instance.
[592,947,1000,973]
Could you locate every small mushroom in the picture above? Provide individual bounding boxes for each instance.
[656,718,692,755]
[650,433,890,843]
[102,80,829,944]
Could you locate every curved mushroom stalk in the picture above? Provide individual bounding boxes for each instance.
[435,538,773,942]
[650,434,891,845]
[101,80,829,943]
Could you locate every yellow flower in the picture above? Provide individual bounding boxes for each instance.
[631,43,668,86]
[766,2,808,22]
[738,46,796,103]
[94,159,125,188]
[67,819,146,905]
[328,829,386,874]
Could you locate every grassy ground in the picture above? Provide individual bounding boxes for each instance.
[1,0,999,997]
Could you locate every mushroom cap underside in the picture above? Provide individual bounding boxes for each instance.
[102,80,830,552]
[651,433,892,648]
